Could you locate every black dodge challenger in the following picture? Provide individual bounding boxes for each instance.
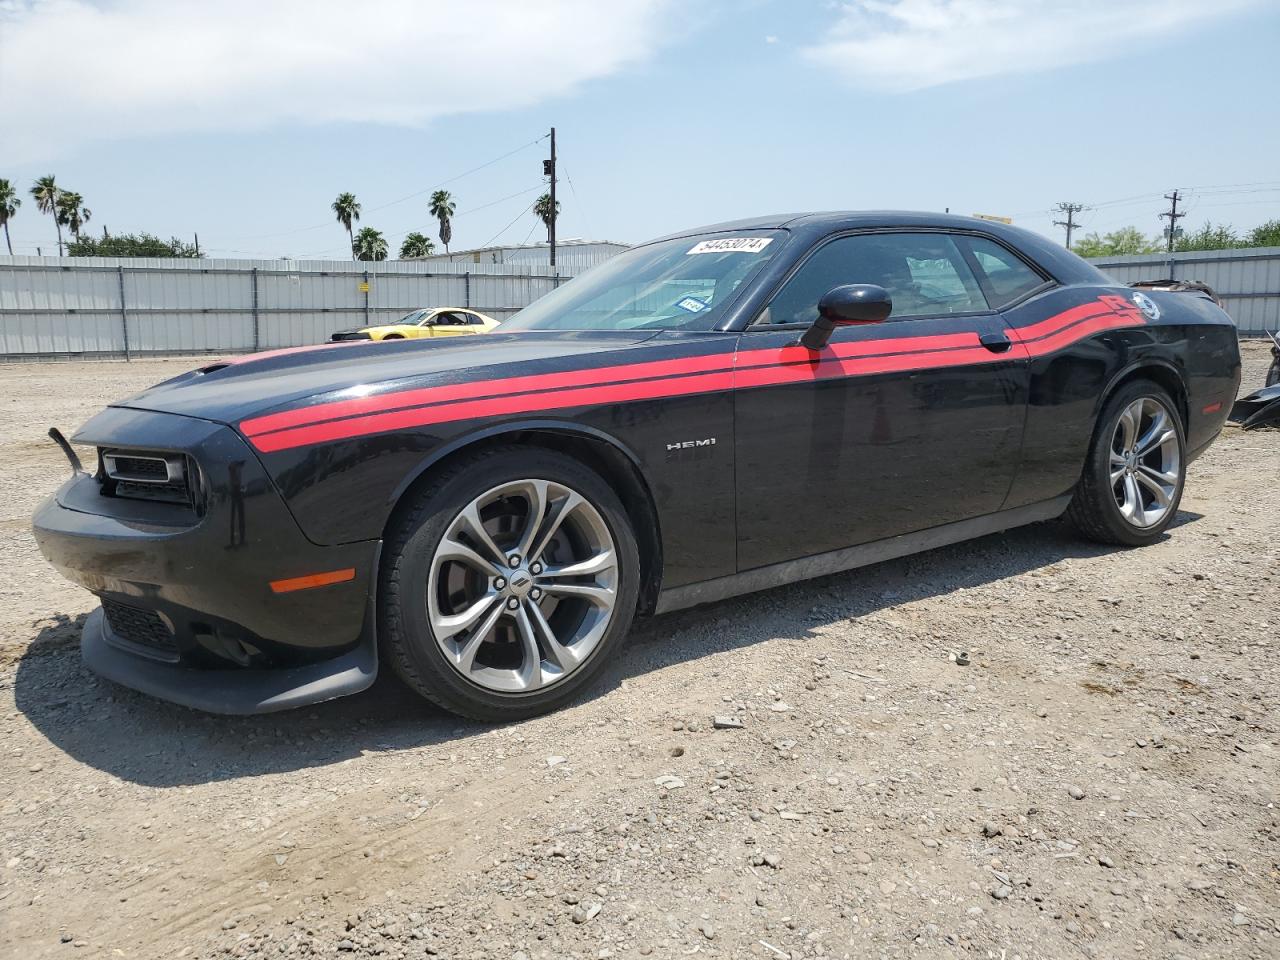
[34,213,1241,720]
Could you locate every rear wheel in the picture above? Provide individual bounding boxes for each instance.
[379,447,640,721]
[1066,380,1186,546]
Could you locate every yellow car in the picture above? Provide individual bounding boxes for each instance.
[330,307,500,342]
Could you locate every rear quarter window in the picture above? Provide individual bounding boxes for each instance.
[964,236,1049,308]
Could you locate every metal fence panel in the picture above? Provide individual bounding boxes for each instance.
[0,255,585,359]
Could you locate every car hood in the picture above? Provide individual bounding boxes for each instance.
[108,332,664,427]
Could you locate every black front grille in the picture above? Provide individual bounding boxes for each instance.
[110,455,168,480]
[113,478,190,503]
[102,599,178,658]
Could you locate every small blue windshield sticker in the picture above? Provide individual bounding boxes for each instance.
[676,297,709,313]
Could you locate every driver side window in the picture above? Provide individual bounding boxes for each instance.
[763,233,987,325]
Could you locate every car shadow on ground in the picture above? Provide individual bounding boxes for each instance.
[12,513,1202,788]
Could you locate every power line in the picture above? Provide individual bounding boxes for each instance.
[455,185,544,219]
[480,199,538,250]
[363,136,548,217]
[379,185,544,248]
[560,162,594,240]
[230,134,548,242]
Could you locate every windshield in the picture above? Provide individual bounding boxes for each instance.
[502,231,784,331]
[391,309,430,326]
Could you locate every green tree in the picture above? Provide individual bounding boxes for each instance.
[332,192,361,260]
[1246,219,1280,248]
[1174,221,1242,253]
[30,175,62,255]
[0,179,20,255]
[1072,226,1162,258]
[399,232,436,258]
[66,233,198,258]
[353,226,388,261]
[429,190,456,254]
[55,190,91,239]
[533,192,560,243]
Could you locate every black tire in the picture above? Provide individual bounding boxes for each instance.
[382,334,404,340]
[378,446,640,721]
[1066,379,1186,546]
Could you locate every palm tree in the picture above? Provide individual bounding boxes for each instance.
[31,175,62,255]
[428,190,456,254]
[534,193,561,244]
[0,179,19,255]
[56,190,91,240]
[353,226,388,262]
[399,232,436,259]
[332,192,361,260]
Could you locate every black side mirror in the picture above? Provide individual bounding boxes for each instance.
[800,284,893,351]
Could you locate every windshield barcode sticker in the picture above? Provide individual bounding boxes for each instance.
[676,297,709,313]
[686,237,773,255]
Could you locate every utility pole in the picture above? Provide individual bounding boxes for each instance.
[543,127,557,268]
[1053,202,1086,250]
[1160,189,1185,252]
[194,232,200,257]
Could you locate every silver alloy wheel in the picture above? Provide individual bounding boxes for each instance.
[1109,396,1181,528]
[427,478,618,693]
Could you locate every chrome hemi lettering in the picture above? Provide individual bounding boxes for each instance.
[666,438,717,451]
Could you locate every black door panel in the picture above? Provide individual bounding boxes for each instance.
[734,316,1027,570]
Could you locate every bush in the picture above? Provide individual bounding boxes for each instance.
[65,233,199,257]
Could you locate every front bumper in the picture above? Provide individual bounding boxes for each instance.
[83,607,377,714]
[33,406,381,713]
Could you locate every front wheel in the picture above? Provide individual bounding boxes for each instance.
[1066,380,1186,546]
[379,447,640,721]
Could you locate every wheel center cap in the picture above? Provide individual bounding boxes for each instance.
[507,570,534,598]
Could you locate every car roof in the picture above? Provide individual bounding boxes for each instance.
[647,211,1109,286]
[653,210,1023,238]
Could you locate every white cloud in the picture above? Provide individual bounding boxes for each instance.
[0,0,673,163]
[802,0,1260,91]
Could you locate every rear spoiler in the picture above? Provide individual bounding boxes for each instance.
[1128,279,1222,308]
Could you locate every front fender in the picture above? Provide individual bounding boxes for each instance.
[384,418,649,507]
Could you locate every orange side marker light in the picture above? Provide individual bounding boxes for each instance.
[269,568,356,594]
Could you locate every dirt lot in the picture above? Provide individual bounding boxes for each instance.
[1,346,1277,960]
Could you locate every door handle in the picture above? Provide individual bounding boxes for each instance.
[979,331,1012,353]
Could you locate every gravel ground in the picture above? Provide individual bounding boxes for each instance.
[1,345,1277,959]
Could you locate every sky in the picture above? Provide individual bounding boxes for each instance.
[2,0,1278,260]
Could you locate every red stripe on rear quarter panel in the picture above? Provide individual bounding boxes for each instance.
[1018,309,1145,357]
